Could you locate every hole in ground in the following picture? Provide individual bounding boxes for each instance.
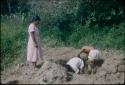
[6,80,19,84]
[54,59,73,81]
[55,59,67,66]
[95,59,104,67]
[36,63,44,69]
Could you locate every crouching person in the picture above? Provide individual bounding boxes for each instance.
[65,56,84,74]
[78,46,100,74]
[87,49,100,74]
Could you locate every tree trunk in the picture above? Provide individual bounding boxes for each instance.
[7,0,11,14]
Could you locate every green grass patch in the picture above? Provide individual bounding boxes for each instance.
[1,14,125,70]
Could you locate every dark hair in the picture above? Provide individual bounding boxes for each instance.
[31,15,41,22]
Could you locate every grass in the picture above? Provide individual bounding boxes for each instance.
[67,23,125,49]
[1,15,27,70]
[1,14,125,70]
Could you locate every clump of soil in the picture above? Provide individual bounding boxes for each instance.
[1,48,125,84]
[35,60,69,84]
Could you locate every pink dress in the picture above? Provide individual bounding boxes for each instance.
[27,23,43,63]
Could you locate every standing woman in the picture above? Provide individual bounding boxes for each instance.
[27,16,44,69]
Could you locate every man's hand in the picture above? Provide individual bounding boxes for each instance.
[77,54,80,57]
[79,69,83,74]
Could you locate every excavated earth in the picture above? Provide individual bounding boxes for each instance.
[1,47,125,84]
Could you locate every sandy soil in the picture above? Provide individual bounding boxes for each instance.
[1,47,125,84]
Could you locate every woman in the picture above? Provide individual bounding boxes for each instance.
[27,16,44,69]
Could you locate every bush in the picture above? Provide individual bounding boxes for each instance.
[1,0,125,70]
[67,22,125,49]
[1,14,27,70]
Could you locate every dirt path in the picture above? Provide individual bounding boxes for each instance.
[1,47,125,84]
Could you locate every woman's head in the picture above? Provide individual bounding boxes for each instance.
[31,15,41,25]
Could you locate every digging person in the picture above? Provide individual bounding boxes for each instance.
[77,46,100,74]
[65,56,84,74]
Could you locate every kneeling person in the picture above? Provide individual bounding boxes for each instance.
[65,57,84,74]
[87,49,100,74]
[78,46,100,74]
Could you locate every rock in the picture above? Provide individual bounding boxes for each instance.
[119,72,125,84]
[116,72,121,78]
[94,68,107,84]
[98,70,107,76]
[94,75,106,84]
[105,73,124,84]
[117,64,125,72]
[101,59,119,74]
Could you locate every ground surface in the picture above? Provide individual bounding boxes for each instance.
[1,47,125,84]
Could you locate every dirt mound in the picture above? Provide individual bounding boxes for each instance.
[35,60,68,84]
[1,48,125,84]
[93,50,125,84]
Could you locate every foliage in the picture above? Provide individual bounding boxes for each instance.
[1,14,27,69]
[1,0,125,69]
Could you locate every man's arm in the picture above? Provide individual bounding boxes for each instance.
[77,49,84,57]
[79,60,84,74]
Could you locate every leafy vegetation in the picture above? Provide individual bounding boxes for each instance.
[1,0,125,70]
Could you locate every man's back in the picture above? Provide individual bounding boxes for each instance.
[88,49,100,60]
[66,57,84,74]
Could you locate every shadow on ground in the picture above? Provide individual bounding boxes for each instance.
[5,80,19,84]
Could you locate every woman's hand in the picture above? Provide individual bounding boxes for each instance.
[34,43,38,48]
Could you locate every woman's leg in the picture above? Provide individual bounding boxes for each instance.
[32,62,37,69]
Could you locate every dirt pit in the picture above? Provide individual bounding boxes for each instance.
[1,47,125,84]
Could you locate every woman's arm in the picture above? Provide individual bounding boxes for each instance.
[31,31,38,48]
